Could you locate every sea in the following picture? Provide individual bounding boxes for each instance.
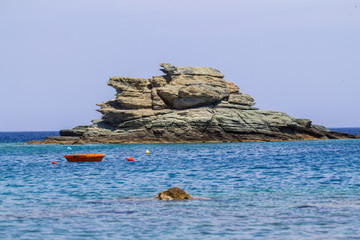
[0,128,359,239]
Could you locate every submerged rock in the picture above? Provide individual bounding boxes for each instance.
[155,187,193,201]
[27,63,357,144]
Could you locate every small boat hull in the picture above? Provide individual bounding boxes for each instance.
[64,154,105,162]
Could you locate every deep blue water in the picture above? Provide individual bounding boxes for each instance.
[330,128,360,135]
[0,131,59,143]
[0,129,360,239]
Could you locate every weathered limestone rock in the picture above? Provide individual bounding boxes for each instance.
[216,101,258,110]
[295,119,312,128]
[107,77,152,109]
[151,89,167,110]
[160,63,223,77]
[157,85,228,109]
[155,187,193,200]
[108,77,151,92]
[228,93,255,106]
[156,74,229,109]
[116,91,152,109]
[149,76,169,87]
[28,63,357,145]
[226,81,240,93]
[99,108,156,124]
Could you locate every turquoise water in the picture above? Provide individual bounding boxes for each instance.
[0,130,360,239]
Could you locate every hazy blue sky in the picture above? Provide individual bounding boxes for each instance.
[1,0,359,131]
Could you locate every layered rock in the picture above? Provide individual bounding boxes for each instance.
[28,63,358,144]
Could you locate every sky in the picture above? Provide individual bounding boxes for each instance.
[0,0,359,131]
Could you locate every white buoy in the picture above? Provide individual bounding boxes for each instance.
[67,147,72,151]
[146,149,150,155]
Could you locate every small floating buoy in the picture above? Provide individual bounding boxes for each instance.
[126,157,134,161]
[145,150,150,155]
[66,147,72,151]
[51,161,58,164]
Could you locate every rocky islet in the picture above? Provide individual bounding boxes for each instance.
[155,187,193,201]
[29,63,358,144]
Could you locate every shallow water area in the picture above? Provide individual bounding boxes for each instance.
[0,130,360,239]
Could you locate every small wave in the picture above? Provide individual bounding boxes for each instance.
[296,201,360,209]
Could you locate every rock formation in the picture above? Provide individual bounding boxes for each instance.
[155,187,193,200]
[28,63,358,144]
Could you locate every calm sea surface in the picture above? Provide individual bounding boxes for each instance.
[0,128,359,239]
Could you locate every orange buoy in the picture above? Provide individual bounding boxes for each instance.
[52,161,58,164]
[126,157,134,161]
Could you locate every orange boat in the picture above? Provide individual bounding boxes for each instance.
[64,154,105,162]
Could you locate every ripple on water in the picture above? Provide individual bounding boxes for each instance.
[0,138,360,239]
